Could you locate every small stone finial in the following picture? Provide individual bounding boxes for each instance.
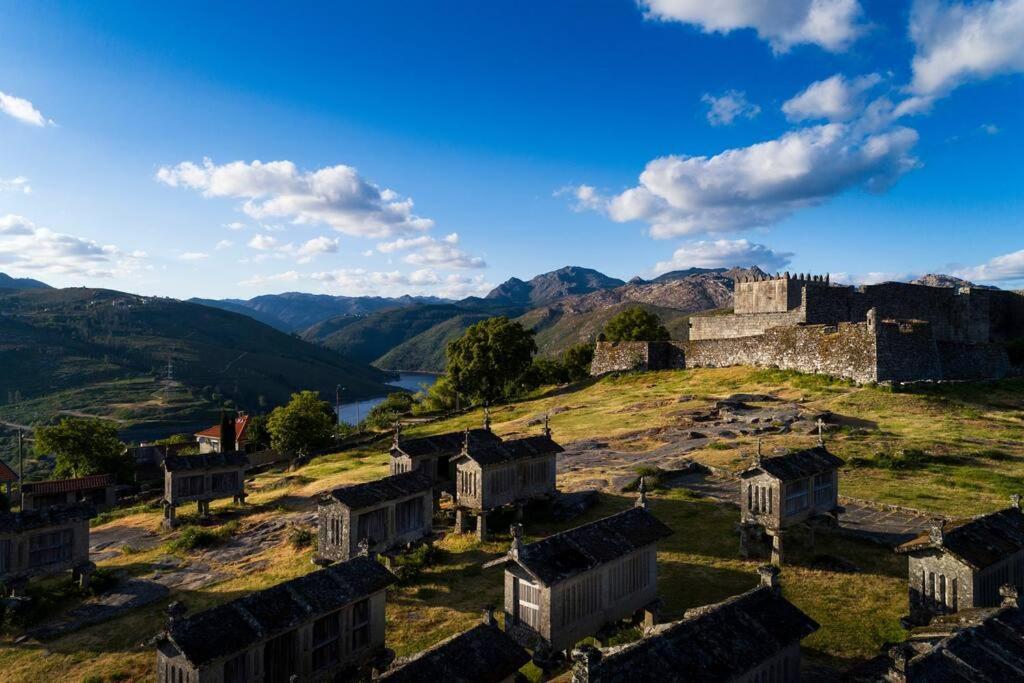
[1012,494,1021,510]
[357,537,371,557]
[784,271,790,280]
[483,406,492,432]
[757,564,781,591]
[482,604,496,626]
[755,438,763,466]
[393,421,402,447]
[816,418,826,446]
[928,521,944,547]
[463,427,471,452]
[1001,584,1022,608]
[571,644,603,682]
[510,523,524,557]
[166,600,187,624]
[635,476,649,509]
[543,413,551,438]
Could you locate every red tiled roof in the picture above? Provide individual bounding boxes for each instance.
[0,459,17,483]
[194,414,250,442]
[21,473,112,495]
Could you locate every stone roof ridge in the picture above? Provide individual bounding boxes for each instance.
[230,602,265,640]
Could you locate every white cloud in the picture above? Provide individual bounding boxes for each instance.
[909,0,1024,98]
[638,0,865,53]
[0,214,143,278]
[156,158,434,238]
[179,251,209,261]
[654,239,794,273]
[580,121,918,237]
[376,232,485,269]
[0,91,52,127]
[295,235,340,263]
[782,73,882,122]
[0,176,32,194]
[241,267,491,298]
[247,234,279,250]
[224,221,248,231]
[556,185,605,212]
[215,239,234,250]
[981,123,1000,135]
[702,90,761,126]
[954,249,1024,283]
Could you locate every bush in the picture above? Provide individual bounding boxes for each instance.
[167,521,239,553]
[602,307,670,342]
[622,466,667,492]
[389,544,442,583]
[363,392,415,430]
[289,526,315,550]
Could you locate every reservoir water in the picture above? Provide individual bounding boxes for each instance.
[335,372,438,425]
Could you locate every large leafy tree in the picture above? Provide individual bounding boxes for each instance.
[562,342,595,381]
[267,390,336,455]
[36,417,130,480]
[446,316,537,404]
[602,307,670,342]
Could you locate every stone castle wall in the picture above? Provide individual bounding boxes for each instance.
[681,322,879,384]
[689,309,805,340]
[874,319,942,383]
[589,341,686,375]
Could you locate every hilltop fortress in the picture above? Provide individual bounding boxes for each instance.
[592,273,1024,384]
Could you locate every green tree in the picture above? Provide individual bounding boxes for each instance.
[602,307,670,342]
[562,342,595,381]
[525,358,569,387]
[35,417,130,480]
[446,316,537,404]
[266,391,336,455]
[363,392,415,429]
[415,375,460,414]
[246,413,272,450]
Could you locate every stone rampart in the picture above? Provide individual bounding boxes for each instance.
[689,309,805,341]
[590,341,686,375]
[874,319,941,383]
[680,322,878,384]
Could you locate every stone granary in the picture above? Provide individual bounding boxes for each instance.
[493,496,673,653]
[569,566,819,682]
[161,451,249,529]
[737,444,844,565]
[194,411,250,454]
[379,608,530,683]
[389,424,502,492]
[0,502,95,595]
[882,587,1024,681]
[316,469,434,563]
[21,473,117,512]
[591,275,1024,384]
[896,497,1024,625]
[452,429,562,540]
[156,555,396,683]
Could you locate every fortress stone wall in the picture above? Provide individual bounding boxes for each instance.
[592,274,1024,384]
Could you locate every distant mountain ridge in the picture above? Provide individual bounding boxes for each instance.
[191,292,449,332]
[0,272,51,290]
[485,266,625,306]
[910,274,997,290]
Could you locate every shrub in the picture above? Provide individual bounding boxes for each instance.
[289,526,315,550]
[167,521,239,553]
[623,466,667,492]
[389,544,442,583]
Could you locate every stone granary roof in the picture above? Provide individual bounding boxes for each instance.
[0,502,95,533]
[590,585,819,680]
[392,428,501,458]
[899,603,1024,680]
[160,556,396,667]
[457,435,563,467]
[323,469,433,510]
[513,507,672,586]
[740,445,844,482]
[163,452,250,472]
[21,473,112,495]
[379,620,530,682]
[897,505,1024,569]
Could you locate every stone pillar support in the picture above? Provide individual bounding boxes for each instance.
[162,501,178,530]
[476,511,488,541]
[770,530,785,567]
[455,508,471,534]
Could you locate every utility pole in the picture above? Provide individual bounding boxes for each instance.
[336,385,343,427]
[18,429,24,510]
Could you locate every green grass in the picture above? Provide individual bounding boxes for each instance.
[4,366,1024,681]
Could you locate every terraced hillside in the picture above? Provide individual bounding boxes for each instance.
[4,367,1023,681]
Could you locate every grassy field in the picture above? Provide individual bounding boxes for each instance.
[3,366,1022,681]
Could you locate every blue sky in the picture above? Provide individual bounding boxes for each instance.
[0,0,1022,299]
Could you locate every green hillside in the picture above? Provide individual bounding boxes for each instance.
[373,312,493,371]
[0,288,394,434]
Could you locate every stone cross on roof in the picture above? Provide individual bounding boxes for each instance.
[543,413,551,438]
[484,406,492,432]
[755,438,763,466]
[816,418,826,446]
[463,427,471,452]
[929,520,944,547]
[510,523,524,558]
[393,421,402,447]
[1012,494,1021,510]
[635,476,648,510]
